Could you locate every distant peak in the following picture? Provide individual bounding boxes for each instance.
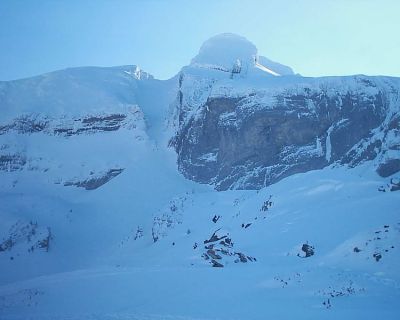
[189,33,294,76]
[191,33,257,71]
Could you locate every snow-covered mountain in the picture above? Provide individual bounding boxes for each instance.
[0,34,399,320]
[170,34,400,190]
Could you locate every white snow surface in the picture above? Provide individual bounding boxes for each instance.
[1,158,399,319]
[258,55,295,76]
[189,33,293,78]
[191,33,258,71]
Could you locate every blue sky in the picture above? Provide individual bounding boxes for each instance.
[0,0,399,80]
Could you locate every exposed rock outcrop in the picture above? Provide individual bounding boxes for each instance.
[0,111,142,137]
[63,168,124,190]
[0,221,52,254]
[0,153,27,171]
[171,75,400,190]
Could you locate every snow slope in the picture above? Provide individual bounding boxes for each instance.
[0,163,399,320]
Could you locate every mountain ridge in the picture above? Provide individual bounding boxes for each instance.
[0,33,399,320]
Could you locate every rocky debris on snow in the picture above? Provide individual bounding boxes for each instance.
[351,224,399,262]
[274,272,302,288]
[118,226,145,248]
[203,229,227,244]
[207,249,222,260]
[373,253,382,262]
[211,259,224,267]
[0,114,48,135]
[297,243,315,258]
[260,195,273,212]
[64,168,124,190]
[152,196,189,242]
[134,226,144,240]
[201,229,256,267]
[318,280,365,309]
[212,215,221,223]
[322,298,332,309]
[0,221,52,255]
[0,288,44,309]
[378,177,400,192]
[389,178,400,191]
[234,252,249,263]
[377,159,400,178]
[0,153,27,172]
[220,237,233,248]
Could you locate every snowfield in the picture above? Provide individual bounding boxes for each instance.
[1,151,399,319]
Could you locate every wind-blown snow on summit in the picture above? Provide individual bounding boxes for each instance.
[189,33,294,76]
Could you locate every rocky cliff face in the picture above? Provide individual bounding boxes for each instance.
[171,73,400,190]
[166,34,400,190]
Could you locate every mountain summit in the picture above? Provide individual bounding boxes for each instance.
[190,33,294,76]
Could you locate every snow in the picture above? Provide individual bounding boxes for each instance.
[258,55,295,76]
[191,33,258,72]
[198,152,218,162]
[0,34,399,319]
[255,62,280,76]
[0,65,152,121]
[189,33,294,78]
[326,125,334,162]
[1,161,399,319]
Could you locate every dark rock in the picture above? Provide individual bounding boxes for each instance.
[298,243,315,258]
[261,196,273,211]
[377,159,400,177]
[64,168,124,190]
[0,154,27,171]
[235,252,248,263]
[207,249,222,260]
[0,238,14,252]
[133,227,143,240]
[1,221,51,254]
[373,253,382,262]
[204,229,227,244]
[211,259,224,267]
[0,115,48,135]
[1,112,132,138]
[219,237,233,248]
[390,178,400,191]
[202,253,210,260]
[218,248,230,256]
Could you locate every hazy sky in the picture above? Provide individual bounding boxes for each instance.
[1,0,399,81]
